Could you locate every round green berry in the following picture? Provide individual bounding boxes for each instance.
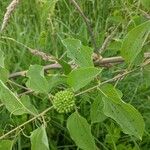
[52,90,76,113]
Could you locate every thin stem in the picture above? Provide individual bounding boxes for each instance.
[0,106,53,140]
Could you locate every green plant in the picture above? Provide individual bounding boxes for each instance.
[0,0,150,150]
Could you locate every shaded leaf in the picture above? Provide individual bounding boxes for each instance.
[67,67,101,91]
[67,112,96,150]
[90,94,107,123]
[26,65,49,93]
[57,59,72,75]
[31,125,49,150]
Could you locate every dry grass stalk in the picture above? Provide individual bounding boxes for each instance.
[1,0,20,32]
[29,48,57,63]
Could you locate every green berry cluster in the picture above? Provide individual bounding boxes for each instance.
[53,90,76,113]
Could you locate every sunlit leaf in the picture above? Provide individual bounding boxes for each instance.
[62,38,94,67]
[0,67,9,83]
[0,80,35,115]
[0,50,5,68]
[67,67,101,91]
[100,84,145,139]
[120,21,150,66]
[20,95,38,115]
[0,140,13,150]
[26,65,49,93]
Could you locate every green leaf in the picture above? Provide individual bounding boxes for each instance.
[100,84,122,104]
[62,38,94,67]
[100,84,145,139]
[57,59,72,75]
[20,95,38,115]
[141,0,150,10]
[46,74,67,92]
[67,67,101,91]
[0,50,5,68]
[143,64,150,87]
[30,125,49,150]
[90,94,107,124]
[0,140,13,150]
[67,112,96,150]
[0,80,35,115]
[103,97,145,139]
[0,67,9,83]
[120,21,150,66]
[26,65,49,93]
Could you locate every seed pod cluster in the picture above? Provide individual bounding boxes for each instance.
[53,90,76,113]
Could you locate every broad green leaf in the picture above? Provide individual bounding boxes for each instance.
[100,84,145,139]
[62,38,94,67]
[0,50,5,68]
[120,21,150,66]
[20,95,38,115]
[143,64,150,87]
[79,45,94,67]
[0,67,9,83]
[103,97,145,139]
[67,112,96,150]
[141,0,150,10]
[0,140,13,150]
[90,94,107,123]
[0,80,35,115]
[100,84,122,104]
[62,38,81,59]
[67,67,101,91]
[31,125,49,150]
[26,65,49,93]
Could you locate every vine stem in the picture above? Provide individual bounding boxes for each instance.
[0,106,53,140]
[1,59,150,140]
[75,60,149,96]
